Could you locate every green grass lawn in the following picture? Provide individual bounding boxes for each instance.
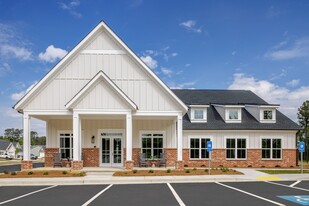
[259,169,309,174]
[0,159,21,166]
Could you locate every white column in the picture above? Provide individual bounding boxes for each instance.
[23,113,31,161]
[177,114,183,161]
[73,112,81,161]
[126,113,132,161]
[45,120,49,147]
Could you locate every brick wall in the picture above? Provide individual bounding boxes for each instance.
[44,148,59,167]
[182,149,297,168]
[82,148,99,167]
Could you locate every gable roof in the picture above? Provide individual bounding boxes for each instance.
[172,89,300,131]
[0,140,12,151]
[65,70,138,110]
[13,21,187,112]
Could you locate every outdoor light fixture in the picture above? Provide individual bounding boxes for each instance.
[91,136,95,144]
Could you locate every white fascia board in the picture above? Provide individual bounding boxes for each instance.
[65,71,138,110]
[245,104,280,108]
[212,104,245,108]
[189,105,210,108]
[13,22,104,111]
[134,111,182,117]
[99,21,188,113]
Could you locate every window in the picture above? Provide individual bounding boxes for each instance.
[141,133,163,159]
[263,110,273,120]
[59,133,73,159]
[190,138,210,159]
[226,138,246,159]
[190,108,207,122]
[262,138,281,159]
[228,109,239,120]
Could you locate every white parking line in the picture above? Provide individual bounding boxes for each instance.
[82,184,113,206]
[216,182,285,206]
[167,183,186,206]
[265,181,309,192]
[0,185,57,205]
[289,180,301,187]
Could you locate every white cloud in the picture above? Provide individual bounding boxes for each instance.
[58,0,82,18]
[161,67,173,77]
[140,55,158,69]
[228,73,309,121]
[185,63,191,67]
[265,37,309,60]
[38,45,68,63]
[0,63,11,77]
[287,79,300,87]
[0,44,32,60]
[179,20,202,33]
[170,81,196,89]
[11,81,37,101]
[171,53,178,57]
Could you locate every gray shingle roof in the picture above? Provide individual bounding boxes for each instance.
[172,89,300,131]
[0,140,12,151]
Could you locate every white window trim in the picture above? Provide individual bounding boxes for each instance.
[57,130,74,159]
[188,135,212,160]
[139,130,166,158]
[261,137,282,160]
[260,109,276,123]
[225,108,242,123]
[190,108,207,123]
[224,136,248,160]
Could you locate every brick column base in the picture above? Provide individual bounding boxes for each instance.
[71,161,83,170]
[125,160,134,170]
[21,160,33,170]
[175,160,184,170]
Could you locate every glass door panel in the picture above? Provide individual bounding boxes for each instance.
[101,138,110,164]
[112,138,122,165]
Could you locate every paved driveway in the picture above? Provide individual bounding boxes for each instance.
[0,180,308,206]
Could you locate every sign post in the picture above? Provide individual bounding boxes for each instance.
[299,141,305,174]
[207,141,212,175]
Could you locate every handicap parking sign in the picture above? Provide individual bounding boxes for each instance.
[300,141,305,153]
[207,141,212,152]
[278,196,309,205]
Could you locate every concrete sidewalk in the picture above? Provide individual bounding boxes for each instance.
[0,168,308,186]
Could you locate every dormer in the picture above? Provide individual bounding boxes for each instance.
[245,105,279,123]
[213,104,244,123]
[189,105,209,123]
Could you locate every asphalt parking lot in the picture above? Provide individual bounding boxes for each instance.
[0,181,308,206]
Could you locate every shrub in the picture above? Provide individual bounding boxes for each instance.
[28,171,33,175]
[132,170,137,174]
[185,169,190,173]
[220,167,229,172]
[11,172,17,176]
[62,170,68,175]
[3,170,9,174]
[148,169,154,173]
[193,168,197,171]
[79,172,84,176]
[43,171,49,175]
[204,169,208,173]
[166,169,171,173]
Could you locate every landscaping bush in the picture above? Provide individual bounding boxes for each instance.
[43,171,49,175]
[132,170,137,174]
[148,169,154,173]
[28,171,34,175]
[193,168,197,171]
[11,172,17,176]
[62,171,68,175]
[204,169,208,173]
[185,169,190,173]
[220,167,229,172]
[3,170,9,174]
[166,169,171,173]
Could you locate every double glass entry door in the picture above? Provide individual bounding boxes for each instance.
[101,132,123,167]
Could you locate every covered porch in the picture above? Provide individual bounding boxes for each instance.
[21,111,184,170]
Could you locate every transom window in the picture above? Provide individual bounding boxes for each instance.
[190,138,210,159]
[59,133,73,159]
[226,138,246,159]
[141,133,164,159]
[262,138,281,159]
[263,110,273,120]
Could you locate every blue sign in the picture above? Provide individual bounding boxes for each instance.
[207,141,212,152]
[278,196,309,205]
[300,142,305,153]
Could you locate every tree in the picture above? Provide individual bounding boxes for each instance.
[298,100,309,161]
[4,128,22,142]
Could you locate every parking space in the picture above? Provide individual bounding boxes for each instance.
[0,181,308,206]
[171,182,274,206]
[90,184,179,206]
[224,181,309,206]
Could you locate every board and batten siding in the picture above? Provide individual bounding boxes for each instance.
[23,30,181,112]
[183,130,297,149]
[47,119,176,149]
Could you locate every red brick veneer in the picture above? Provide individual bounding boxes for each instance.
[71,161,83,170]
[21,160,33,170]
[82,148,99,167]
[182,149,297,168]
[44,148,59,167]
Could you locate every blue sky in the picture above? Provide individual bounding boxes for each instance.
[0,0,308,135]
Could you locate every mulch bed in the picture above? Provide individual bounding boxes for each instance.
[113,168,242,176]
[0,170,86,178]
